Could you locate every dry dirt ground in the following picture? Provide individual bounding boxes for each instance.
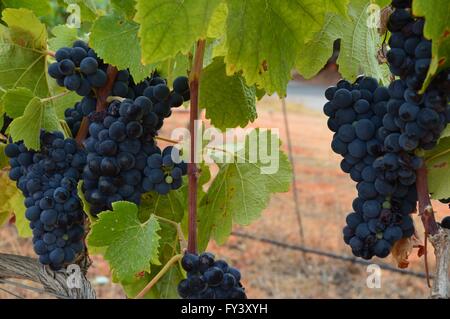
[0,95,448,299]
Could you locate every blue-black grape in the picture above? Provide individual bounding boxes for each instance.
[5,132,86,270]
[49,41,104,96]
[178,252,246,299]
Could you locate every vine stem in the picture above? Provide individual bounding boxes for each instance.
[416,164,438,236]
[135,254,182,299]
[187,40,206,254]
[75,65,118,146]
[415,162,450,298]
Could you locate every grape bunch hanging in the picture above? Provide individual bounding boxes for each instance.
[4,41,189,268]
[324,0,450,260]
[5,132,86,270]
[3,39,247,299]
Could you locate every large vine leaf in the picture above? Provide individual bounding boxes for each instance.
[425,137,450,200]
[90,14,153,82]
[48,25,78,51]
[11,191,30,237]
[122,193,185,298]
[296,0,390,84]
[413,0,450,91]
[328,0,350,18]
[441,126,450,139]
[0,170,30,237]
[111,0,136,19]
[1,0,51,17]
[135,0,221,64]
[197,130,292,251]
[87,201,161,283]
[223,0,343,96]
[9,97,62,150]
[2,87,34,119]
[200,57,256,130]
[0,9,49,98]
[0,144,8,168]
[122,220,183,299]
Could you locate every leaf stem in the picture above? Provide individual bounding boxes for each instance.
[425,148,450,164]
[134,254,182,299]
[40,91,71,103]
[154,215,187,249]
[187,40,206,254]
[155,136,180,144]
[46,50,56,58]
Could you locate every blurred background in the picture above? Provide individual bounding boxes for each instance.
[0,54,448,299]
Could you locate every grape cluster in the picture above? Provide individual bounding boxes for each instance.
[48,40,106,96]
[64,96,96,136]
[387,2,430,90]
[324,76,417,259]
[82,96,159,215]
[141,76,187,121]
[178,252,246,299]
[386,2,450,150]
[384,78,449,151]
[5,132,86,270]
[144,146,187,195]
[82,94,188,215]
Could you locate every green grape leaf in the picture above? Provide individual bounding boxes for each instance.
[441,126,450,139]
[139,191,184,223]
[199,57,256,130]
[328,0,350,18]
[135,0,221,64]
[2,87,34,118]
[120,191,185,298]
[413,0,450,91]
[0,9,49,98]
[0,171,30,236]
[224,0,342,96]
[207,1,227,38]
[123,257,183,299]
[11,191,30,237]
[1,8,47,48]
[48,25,78,51]
[87,201,161,282]
[160,53,191,86]
[374,0,391,6]
[1,0,51,17]
[0,144,9,168]
[0,211,10,228]
[9,97,62,150]
[123,221,183,298]
[197,130,292,251]
[426,137,450,200]
[64,0,97,22]
[296,0,390,84]
[111,0,136,19]
[90,14,153,83]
